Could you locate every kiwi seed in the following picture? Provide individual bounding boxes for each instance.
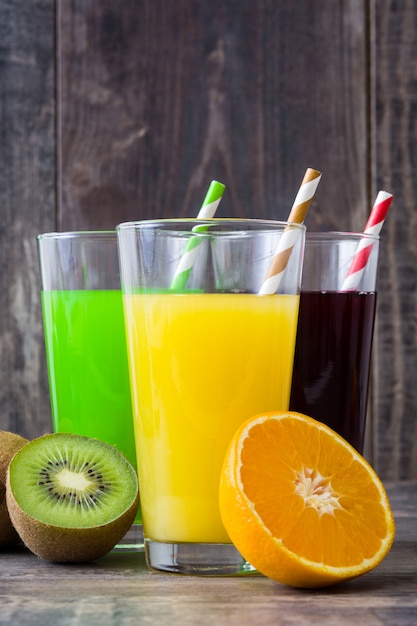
[6,433,139,563]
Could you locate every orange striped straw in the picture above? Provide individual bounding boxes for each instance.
[258,168,322,294]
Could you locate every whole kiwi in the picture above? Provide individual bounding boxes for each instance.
[0,430,29,548]
[6,433,139,563]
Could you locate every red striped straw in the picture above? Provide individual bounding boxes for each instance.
[258,168,322,294]
[341,190,393,291]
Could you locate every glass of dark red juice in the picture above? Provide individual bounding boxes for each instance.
[289,231,380,454]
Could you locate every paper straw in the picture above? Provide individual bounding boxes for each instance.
[341,190,393,291]
[258,168,322,295]
[195,180,226,219]
[170,180,225,290]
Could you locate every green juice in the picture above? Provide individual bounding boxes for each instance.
[41,289,141,524]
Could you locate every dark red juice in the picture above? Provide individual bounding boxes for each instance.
[289,291,377,452]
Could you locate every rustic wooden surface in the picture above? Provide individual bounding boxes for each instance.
[371,1,417,480]
[0,1,416,480]
[57,0,369,229]
[0,482,415,626]
[0,0,55,437]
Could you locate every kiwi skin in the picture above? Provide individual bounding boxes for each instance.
[6,434,139,563]
[0,431,29,548]
[6,489,139,563]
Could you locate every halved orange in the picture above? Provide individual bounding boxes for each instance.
[219,411,395,588]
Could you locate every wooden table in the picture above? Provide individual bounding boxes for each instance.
[0,482,415,626]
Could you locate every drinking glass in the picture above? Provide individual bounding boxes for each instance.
[37,231,142,549]
[289,231,380,454]
[117,219,305,574]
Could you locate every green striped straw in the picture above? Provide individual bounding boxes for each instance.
[170,180,225,290]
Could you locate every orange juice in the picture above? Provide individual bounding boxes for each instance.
[124,293,299,543]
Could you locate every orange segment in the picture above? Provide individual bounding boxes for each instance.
[219,411,395,588]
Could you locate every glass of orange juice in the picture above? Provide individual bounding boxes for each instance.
[117,219,305,575]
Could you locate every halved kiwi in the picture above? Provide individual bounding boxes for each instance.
[6,433,139,563]
[0,430,29,548]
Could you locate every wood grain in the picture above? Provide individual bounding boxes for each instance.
[57,0,368,229]
[371,0,417,479]
[0,482,415,626]
[0,0,55,438]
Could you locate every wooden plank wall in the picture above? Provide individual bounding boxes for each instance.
[0,0,55,437]
[0,0,416,480]
[372,3,417,479]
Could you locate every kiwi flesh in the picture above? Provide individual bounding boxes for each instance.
[6,433,139,563]
[0,430,29,548]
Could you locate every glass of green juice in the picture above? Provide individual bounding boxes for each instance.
[37,231,142,550]
[116,219,305,574]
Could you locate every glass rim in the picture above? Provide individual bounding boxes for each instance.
[37,231,115,241]
[305,230,380,242]
[116,218,306,233]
